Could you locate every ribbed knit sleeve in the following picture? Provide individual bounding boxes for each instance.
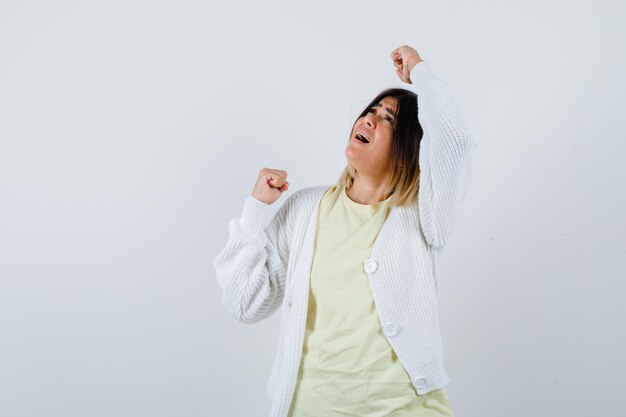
[214,192,299,324]
[410,60,478,247]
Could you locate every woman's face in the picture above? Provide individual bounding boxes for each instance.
[345,96,398,178]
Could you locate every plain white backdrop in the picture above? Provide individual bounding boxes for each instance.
[1,1,625,416]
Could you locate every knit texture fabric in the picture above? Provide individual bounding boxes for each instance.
[214,60,477,417]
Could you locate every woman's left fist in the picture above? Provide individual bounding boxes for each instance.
[391,45,423,84]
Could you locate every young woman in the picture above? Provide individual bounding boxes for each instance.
[215,44,477,417]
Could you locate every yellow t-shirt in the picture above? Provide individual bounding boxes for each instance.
[287,184,455,417]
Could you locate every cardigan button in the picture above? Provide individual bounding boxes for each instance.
[413,377,427,389]
[364,259,378,273]
[383,323,398,336]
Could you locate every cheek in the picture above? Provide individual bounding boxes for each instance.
[379,129,394,144]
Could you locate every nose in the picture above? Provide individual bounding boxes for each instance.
[364,112,376,128]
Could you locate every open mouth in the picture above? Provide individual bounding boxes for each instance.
[355,132,370,143]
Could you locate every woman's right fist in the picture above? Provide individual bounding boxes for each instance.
[251,168,290,205]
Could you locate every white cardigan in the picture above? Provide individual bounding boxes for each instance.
[214,60,478,417]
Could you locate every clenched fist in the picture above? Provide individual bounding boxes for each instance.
[391,45,423,84]
[251,168,290,205]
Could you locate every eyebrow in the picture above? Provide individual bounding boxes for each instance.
[372,103,396,120]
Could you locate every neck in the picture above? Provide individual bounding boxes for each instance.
[347,174,390,204]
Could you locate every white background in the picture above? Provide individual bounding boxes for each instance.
[1,1,625,416]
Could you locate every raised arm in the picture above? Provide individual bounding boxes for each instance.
[409,60,478,247]
[214,187,298,324]
[392,44,477,247]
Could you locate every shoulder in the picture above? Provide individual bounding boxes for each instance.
[290,184,334,201]
[270,184,332,229]
[274,184,333,216]
[290,184,333,206]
